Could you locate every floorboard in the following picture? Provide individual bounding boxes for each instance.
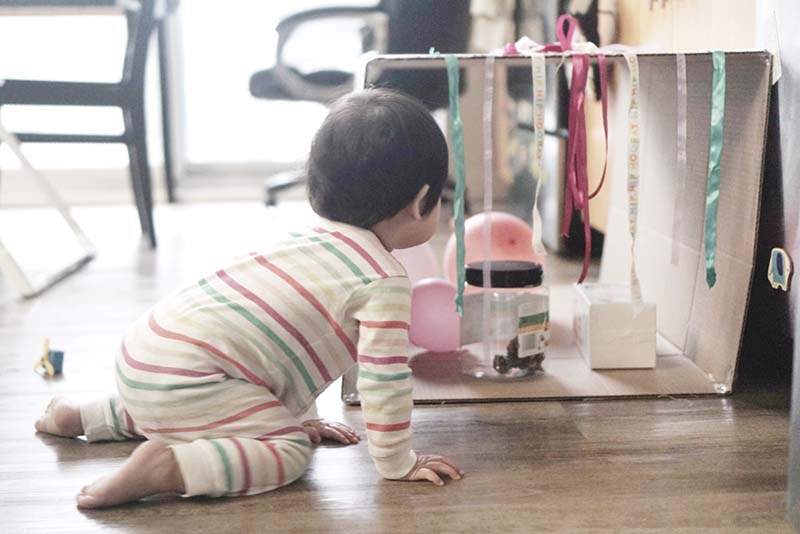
[0,202,792,533]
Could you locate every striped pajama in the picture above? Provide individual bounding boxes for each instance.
[79,219,418,498]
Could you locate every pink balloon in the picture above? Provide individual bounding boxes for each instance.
[409,278,461,352]
[391,242,440,284]
[443,211,544,286]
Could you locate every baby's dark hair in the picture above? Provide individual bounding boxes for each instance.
[307,88,449,229]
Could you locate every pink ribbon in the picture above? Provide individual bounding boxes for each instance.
[520,14,609,283]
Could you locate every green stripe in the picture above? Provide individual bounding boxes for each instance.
[289,232,370,284]
[178,292,317,412]
[364,284,409,295]
[116,362,223,391]
[286,246,354,289]
[199,278,317,394]
[292,245,361,292]
[359,303,410,314]
[118,378,240,409]
[172,293,303,399]
[210,440,233,493]
[274,250,338,302]
[360,388,414,400]
[188,310,300,398]
[286,438,312,448]
[348,282,409,313]
[109,398,121,435]
[372,386,413,399]
[358,370,411,382]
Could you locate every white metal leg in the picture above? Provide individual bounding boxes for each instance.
[0,122,95,298]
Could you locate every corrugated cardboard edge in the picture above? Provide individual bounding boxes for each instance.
[730,51,775,387]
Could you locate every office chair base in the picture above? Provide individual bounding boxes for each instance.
[264,171,306,206]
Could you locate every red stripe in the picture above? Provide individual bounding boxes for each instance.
[257,426,305,440]
[121,340,219,378]
[264,442,285,487]
[148,312,267,387]
[358,354,409,365]
[124,410,136,435]
[313,227,388,278]
[230,437,251,496]
[253,256,357,358]
[366,421,411,432]
[141,401,281,434]
[216,269,332,382]
[360,320,410,330]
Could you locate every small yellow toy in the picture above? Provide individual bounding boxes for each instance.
[34,338,64,377]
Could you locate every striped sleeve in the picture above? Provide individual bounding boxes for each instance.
[348,276,417,479]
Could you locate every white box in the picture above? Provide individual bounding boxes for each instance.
[574,284,657,369]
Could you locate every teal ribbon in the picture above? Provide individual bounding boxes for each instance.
[704,51,726,288]
[445,55,466,314]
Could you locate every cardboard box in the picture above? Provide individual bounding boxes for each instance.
[573,284,656,369]
[342,50,773,403]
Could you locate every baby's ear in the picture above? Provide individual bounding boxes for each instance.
[407,184,430,221]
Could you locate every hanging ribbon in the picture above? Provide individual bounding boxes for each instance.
[530,53,548,257]
[539,14,610,284]
[446,54,467,314]
[562,51,593,283]
[671,53,688,266]
[623,52,642,302]
[481,55,495,361]
[704,51,726,289]
[589,53,609,200]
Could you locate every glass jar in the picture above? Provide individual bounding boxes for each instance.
[461,261,549,380]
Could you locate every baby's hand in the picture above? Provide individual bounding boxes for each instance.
[401,454,463,486]
[301,419,360,445]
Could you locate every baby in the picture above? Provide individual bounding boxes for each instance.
[35,88,463,508]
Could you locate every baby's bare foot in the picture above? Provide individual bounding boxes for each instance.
[35,398,83,437]
[76,439,185,509]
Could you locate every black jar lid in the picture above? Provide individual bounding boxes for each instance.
[465,261,543,288]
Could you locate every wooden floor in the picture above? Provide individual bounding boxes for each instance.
[0,202,793,533]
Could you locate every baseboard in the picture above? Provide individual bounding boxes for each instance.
[0,162,301,206]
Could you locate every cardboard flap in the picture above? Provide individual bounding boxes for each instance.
[601,51,772,389]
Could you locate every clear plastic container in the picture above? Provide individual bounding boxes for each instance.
[461,261,549,380]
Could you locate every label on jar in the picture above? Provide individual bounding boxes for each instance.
[518,302,549,358]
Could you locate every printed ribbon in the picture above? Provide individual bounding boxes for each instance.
[446,54,467,314]
[512,21,644,296]
[530,53,547,257]
[705,50,726,288]
[623,52,642,302]
[671,53,688,266]
[482,56,495,360]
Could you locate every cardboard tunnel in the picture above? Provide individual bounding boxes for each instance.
[343,50,773,403]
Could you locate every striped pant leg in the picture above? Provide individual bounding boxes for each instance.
[170,431,312,497]
[115,333,314,498]
[79,396,145,442]
[123,375,313,498]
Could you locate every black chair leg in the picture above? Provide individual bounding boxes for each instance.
[158,18,177,204]
[124,106,157,248]
[264,171,306,206]
[125,140,148,232]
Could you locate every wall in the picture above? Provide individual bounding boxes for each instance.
[606,0,798,521]
[760,0,800,527]
[589,0,759,233]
